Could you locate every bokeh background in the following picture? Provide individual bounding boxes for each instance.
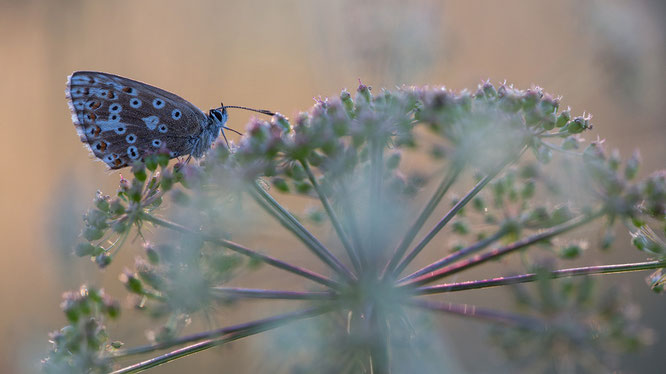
[1,0,664,373]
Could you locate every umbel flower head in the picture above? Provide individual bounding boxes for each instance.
[45,82,665,373]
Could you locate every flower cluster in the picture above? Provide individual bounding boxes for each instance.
[42,287,119,374]
[45,82,665,373]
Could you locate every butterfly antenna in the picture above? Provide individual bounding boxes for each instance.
[219,103,276,117]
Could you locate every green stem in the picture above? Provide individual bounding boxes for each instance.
[338,181,368,268]
[414,260,666,295]
[390,169,504,278]
[301,160,361,273]
[250,183,356,281]
[382,162,463,277]
[110,305,334,364]
[141,213,341,289]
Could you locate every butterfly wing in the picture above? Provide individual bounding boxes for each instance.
[66,71,208,169]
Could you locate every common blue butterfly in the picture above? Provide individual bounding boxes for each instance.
[66,71,274,169]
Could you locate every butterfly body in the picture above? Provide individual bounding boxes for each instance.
[66,71,228,169]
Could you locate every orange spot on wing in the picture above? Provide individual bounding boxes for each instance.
[93,125,101,136]
[122,87,132,93]
[90,101,101,110]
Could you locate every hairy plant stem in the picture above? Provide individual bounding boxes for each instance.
[141,213,341,289]
[250,182,356,282]
[110,305,334,373]
[413,260,666,295]
[402,208,606,288]
[211,287,337,300]
[301,159,361,274]
[405,299,546,331]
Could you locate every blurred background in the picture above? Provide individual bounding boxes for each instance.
[0,0,664,373]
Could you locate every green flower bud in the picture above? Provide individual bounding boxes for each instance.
[83,226,104,241]
[306,207,325,224]
[538,94,558,115]
[524,109,541,126]
[608,149,621,171]
[273,113,291,133]
[120,270,143,294]
[551,205,574,225]
[521,180,536,199]
[104,298,120,319]
[646,270,665,293]
[156,153,170,168]
[340,89,354,115]
[356,81,372,104]
[632,235,648,251]
[137,265,163,291]
[522,88,541,110]
[561,136,579,150]
[559,243,583,259]
[94,191,110,212]
[520,163,539,179]
[481,81,497,98]
[95,253,112,268]
[452,221,469,235]
[625,150,640,180]
[85,209,108,229]
[144,245,159,265]
[62,298,80,323]
[562,116,590,134]
[472,196,486,211]
[287,163,306,181]
[541,112,556,131]
[111,341,124,349]
[144,154,158,171]
[75,243,99,257]
[555,108,571,128]
[294,180,312,194]
[306,151,324,167]
[160,169,174,191]
[109,199,125,216]
[111,218,128,234]
[128,179,144,203]
[132,163,147,182]
[272,177,289,193]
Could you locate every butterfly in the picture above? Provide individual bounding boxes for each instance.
[66,71,274,169]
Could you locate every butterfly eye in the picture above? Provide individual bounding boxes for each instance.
[211,109,223,121]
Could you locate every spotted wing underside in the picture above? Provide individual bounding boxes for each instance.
[66,71,208,169]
